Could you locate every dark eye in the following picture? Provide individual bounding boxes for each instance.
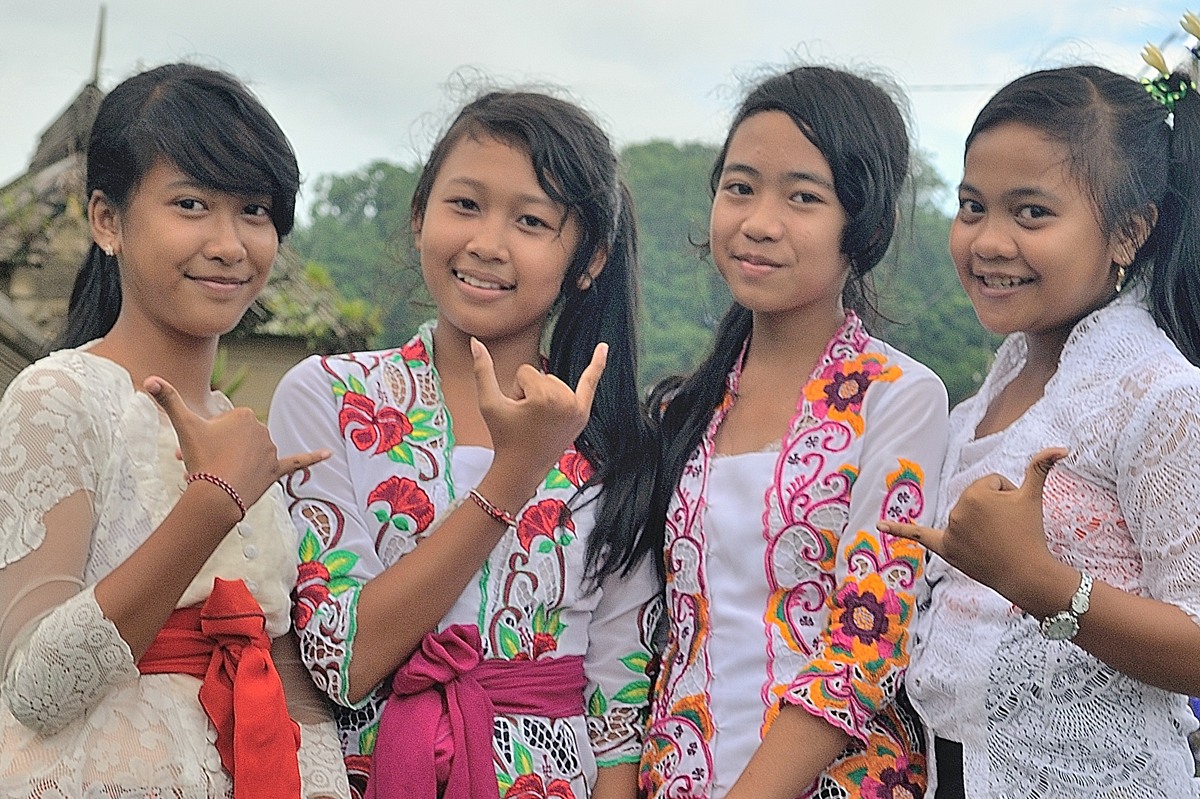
[794,191,823,204]
[177,198,205,211]
[723,181,753,196]
[957,198,984,217]
[1017,205,1052,220]
[450,198,480,212]
[244,203,272,217]
[518,214,551,230]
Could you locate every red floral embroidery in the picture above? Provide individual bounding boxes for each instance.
[399,338,429,364]
[861,757,922,799]
[293,560,331,629]
[831,574,904,661]
[515,498,573,552]
[503,774,576,799]
[368,476,435,534]
[555,450,593,487]
[338,392,413,454]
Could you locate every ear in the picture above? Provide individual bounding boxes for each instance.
[576,246,607,290]
[88,190,121,255]
[1110,205,1157,267]
[410,210,424,252]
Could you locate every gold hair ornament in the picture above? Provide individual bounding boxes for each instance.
[1141,43,1192,111]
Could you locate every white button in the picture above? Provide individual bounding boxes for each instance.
[243,544,258,559]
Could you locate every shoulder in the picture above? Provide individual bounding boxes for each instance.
[862,337,949,407]
[3,348,130,407]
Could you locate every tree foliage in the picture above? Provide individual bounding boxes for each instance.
[290,144,997,405]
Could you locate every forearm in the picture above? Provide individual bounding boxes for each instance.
[92,481,242,660]
[1011,560,1200,695]
[346,461,546,701]
[723,705,848,799]
[590,761,638,799]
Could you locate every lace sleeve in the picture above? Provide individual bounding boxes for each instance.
[0,360,138,732]
[1117,371,1200,624]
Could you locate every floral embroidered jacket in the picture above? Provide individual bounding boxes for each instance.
[640,313,948,799]
[269,322,661,799]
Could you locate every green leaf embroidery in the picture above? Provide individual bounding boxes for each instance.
[373,508,390,523]
[537,539,556,554]
[588,687,608,716]
[543,470,571,490]
[347,375,367,395]
[497,624,522,659]
[298,529,320,562]
[620,652,651,674]
[387,442,416,466]
[327,577,359,596]
[512,740,534,776]
[324,550,359,577]
[391,515,410,530]
[612,680,651,705]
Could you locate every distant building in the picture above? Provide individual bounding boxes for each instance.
[0,77,375,416]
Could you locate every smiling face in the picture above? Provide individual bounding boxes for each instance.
[93,157,278,343]
[709,110,851,331]
[951,122,1125,351]
[413,132,584,353]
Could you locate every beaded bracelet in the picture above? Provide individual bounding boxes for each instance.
[468,489,518,527]
[186,472,247,521]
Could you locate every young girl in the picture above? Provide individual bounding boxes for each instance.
[0,64,349,798]
[267,91,660,799]
[884,60,1200,797]
[639,66,949,799]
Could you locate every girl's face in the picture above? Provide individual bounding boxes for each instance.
[414,133,592,351]
[951,122,1124,346]
[709,110,851,328]
[92,158,278,342]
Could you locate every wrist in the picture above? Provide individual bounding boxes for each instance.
[184,472,246,528]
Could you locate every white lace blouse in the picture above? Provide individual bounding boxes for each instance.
[907,294,1200,797]
[0,348,348,799]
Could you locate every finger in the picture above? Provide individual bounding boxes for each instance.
[470,338,507,405]
[573,343,609,410]
[1020,447,1069,497]
[877,520,947,556]
[277,448,332,476]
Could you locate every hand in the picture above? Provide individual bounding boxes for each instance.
[471,338,606,473]
[145,376,330,509]
[878,448,1068,604]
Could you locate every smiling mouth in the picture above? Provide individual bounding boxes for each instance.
[978,274,1034,289]
[454,269,514,290]
[187,275,251,286]
[733,254,783,269]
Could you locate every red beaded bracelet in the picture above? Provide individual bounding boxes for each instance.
[186,472,247,520]
[468,489,518,527]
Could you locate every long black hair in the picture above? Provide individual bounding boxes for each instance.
[644,66,911,577]
[964,65,1200,363]
[410,91,653,579]
[56,63,300,349]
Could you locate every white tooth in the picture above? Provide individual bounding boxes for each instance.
[458,272,505,290]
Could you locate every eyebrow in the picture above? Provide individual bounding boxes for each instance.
[722,162,836,192]
[444,176,557,208]
[958,181,1062,204]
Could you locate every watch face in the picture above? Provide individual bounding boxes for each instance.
[1042,613,1079,641]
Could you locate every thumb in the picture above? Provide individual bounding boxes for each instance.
[470,337,505,407]
[1020,447,1068,498]
[144,376,197,432]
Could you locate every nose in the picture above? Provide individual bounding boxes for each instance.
[466,214,509,263]
[739,196,784,243]
[967,215,1018,261]
[203,210,248,265]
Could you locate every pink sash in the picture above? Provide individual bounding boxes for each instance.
[366,624,586,799]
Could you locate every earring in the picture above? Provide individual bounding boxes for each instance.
[103,244,114,257]
[578,274,593,291]
[1115,264,1126,294]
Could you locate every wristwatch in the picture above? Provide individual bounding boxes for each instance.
[1039,571,1093,641]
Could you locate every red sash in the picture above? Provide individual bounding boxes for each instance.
[137,577,301,799]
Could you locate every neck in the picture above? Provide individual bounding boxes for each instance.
[430,320,543,394]
[89,318,219,413]
[745,305,846,374]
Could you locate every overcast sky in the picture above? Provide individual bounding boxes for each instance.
[2,1,1190,220]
